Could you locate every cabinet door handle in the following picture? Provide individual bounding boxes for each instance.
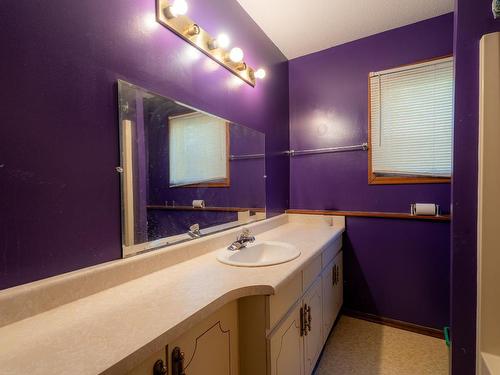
[302,304,310,335]
[153,359,167,375]
[172,347,186,375]
[300,306,306,336]
[307,305,312,332]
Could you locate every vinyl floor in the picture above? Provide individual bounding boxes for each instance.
[314,315,449,375]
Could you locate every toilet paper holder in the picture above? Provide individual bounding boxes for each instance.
[410,203,441,216]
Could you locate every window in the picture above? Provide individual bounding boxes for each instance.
[368,56,454,184]
[169,112,229,187]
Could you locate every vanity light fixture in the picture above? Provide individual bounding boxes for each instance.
[236,62,247,71]
[156,0,258,86]
[216,33,231,49]
[254,68,266,79]
[168,0,188,17]
[228,47,244,63]
[167,0,188,18]
[185,24,200,37]
[208,33,231,50]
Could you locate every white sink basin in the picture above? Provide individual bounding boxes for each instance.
[217,241,301,267]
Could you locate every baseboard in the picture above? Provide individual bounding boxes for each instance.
[342,308,445,339]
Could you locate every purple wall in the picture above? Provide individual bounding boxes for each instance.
[344,218,451,329]
[0,0,289,290]
[451,1,500,374]
[289,14,454,329]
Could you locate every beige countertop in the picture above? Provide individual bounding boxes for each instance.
[0,214,344,375]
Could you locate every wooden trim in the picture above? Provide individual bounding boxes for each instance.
[369,175,451,185]
[147,205,265,213]
[367,55,453,185]
[343,309,445,339]
[384,54,454,71]
[286,209,451,222]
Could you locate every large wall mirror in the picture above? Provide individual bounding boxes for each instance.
[118,80,266,257]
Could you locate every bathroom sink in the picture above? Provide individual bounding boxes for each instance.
[217,241,301,267]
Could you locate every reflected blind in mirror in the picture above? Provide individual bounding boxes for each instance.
[169,113,228,186]
[369,57,454,177]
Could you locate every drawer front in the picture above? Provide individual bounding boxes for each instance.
[302,255,322,293]
[321,236,342,269]
[269,272,302,329]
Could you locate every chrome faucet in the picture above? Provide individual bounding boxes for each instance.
[228,228,255,251]
[188,223,201,238]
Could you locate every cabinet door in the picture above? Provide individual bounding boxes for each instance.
[168,301,239,375]
[321,259,336,344]
[303,278,323,375]
[268,303,304,375]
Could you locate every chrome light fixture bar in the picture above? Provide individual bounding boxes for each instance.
[156,0,258,87]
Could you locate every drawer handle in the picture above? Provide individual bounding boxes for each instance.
[307,304,312,332]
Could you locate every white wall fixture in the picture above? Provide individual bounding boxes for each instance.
[156,0,266,86]
[493,0,500,19]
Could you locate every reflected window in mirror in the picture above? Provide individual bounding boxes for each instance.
[169,113,230,188]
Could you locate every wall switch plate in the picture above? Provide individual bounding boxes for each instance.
[494,0,500,19]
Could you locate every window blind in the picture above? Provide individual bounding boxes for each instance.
[169,112,228,186]
[370,57,454,177]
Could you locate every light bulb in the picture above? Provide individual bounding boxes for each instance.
[216,33,230,49]
[170,0,188,17]
[229,47,244,63]
[255,68,266,79]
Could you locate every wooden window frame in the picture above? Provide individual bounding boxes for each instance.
[367,55,453,185]
[175,121,231,188]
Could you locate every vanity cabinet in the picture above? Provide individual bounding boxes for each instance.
[240,236,343,375]
[127,237,342,375]
[127,301,238,375]
[321,251,343,343]
[268,277,324,375]
[303,278,324,375]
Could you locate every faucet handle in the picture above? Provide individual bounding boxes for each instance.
[237,228,255,242]
[189,224,200,232]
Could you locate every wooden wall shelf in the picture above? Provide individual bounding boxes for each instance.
[286,209,451,222]
[147,205,265,213]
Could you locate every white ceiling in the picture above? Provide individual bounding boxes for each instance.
[236,0,454,60]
